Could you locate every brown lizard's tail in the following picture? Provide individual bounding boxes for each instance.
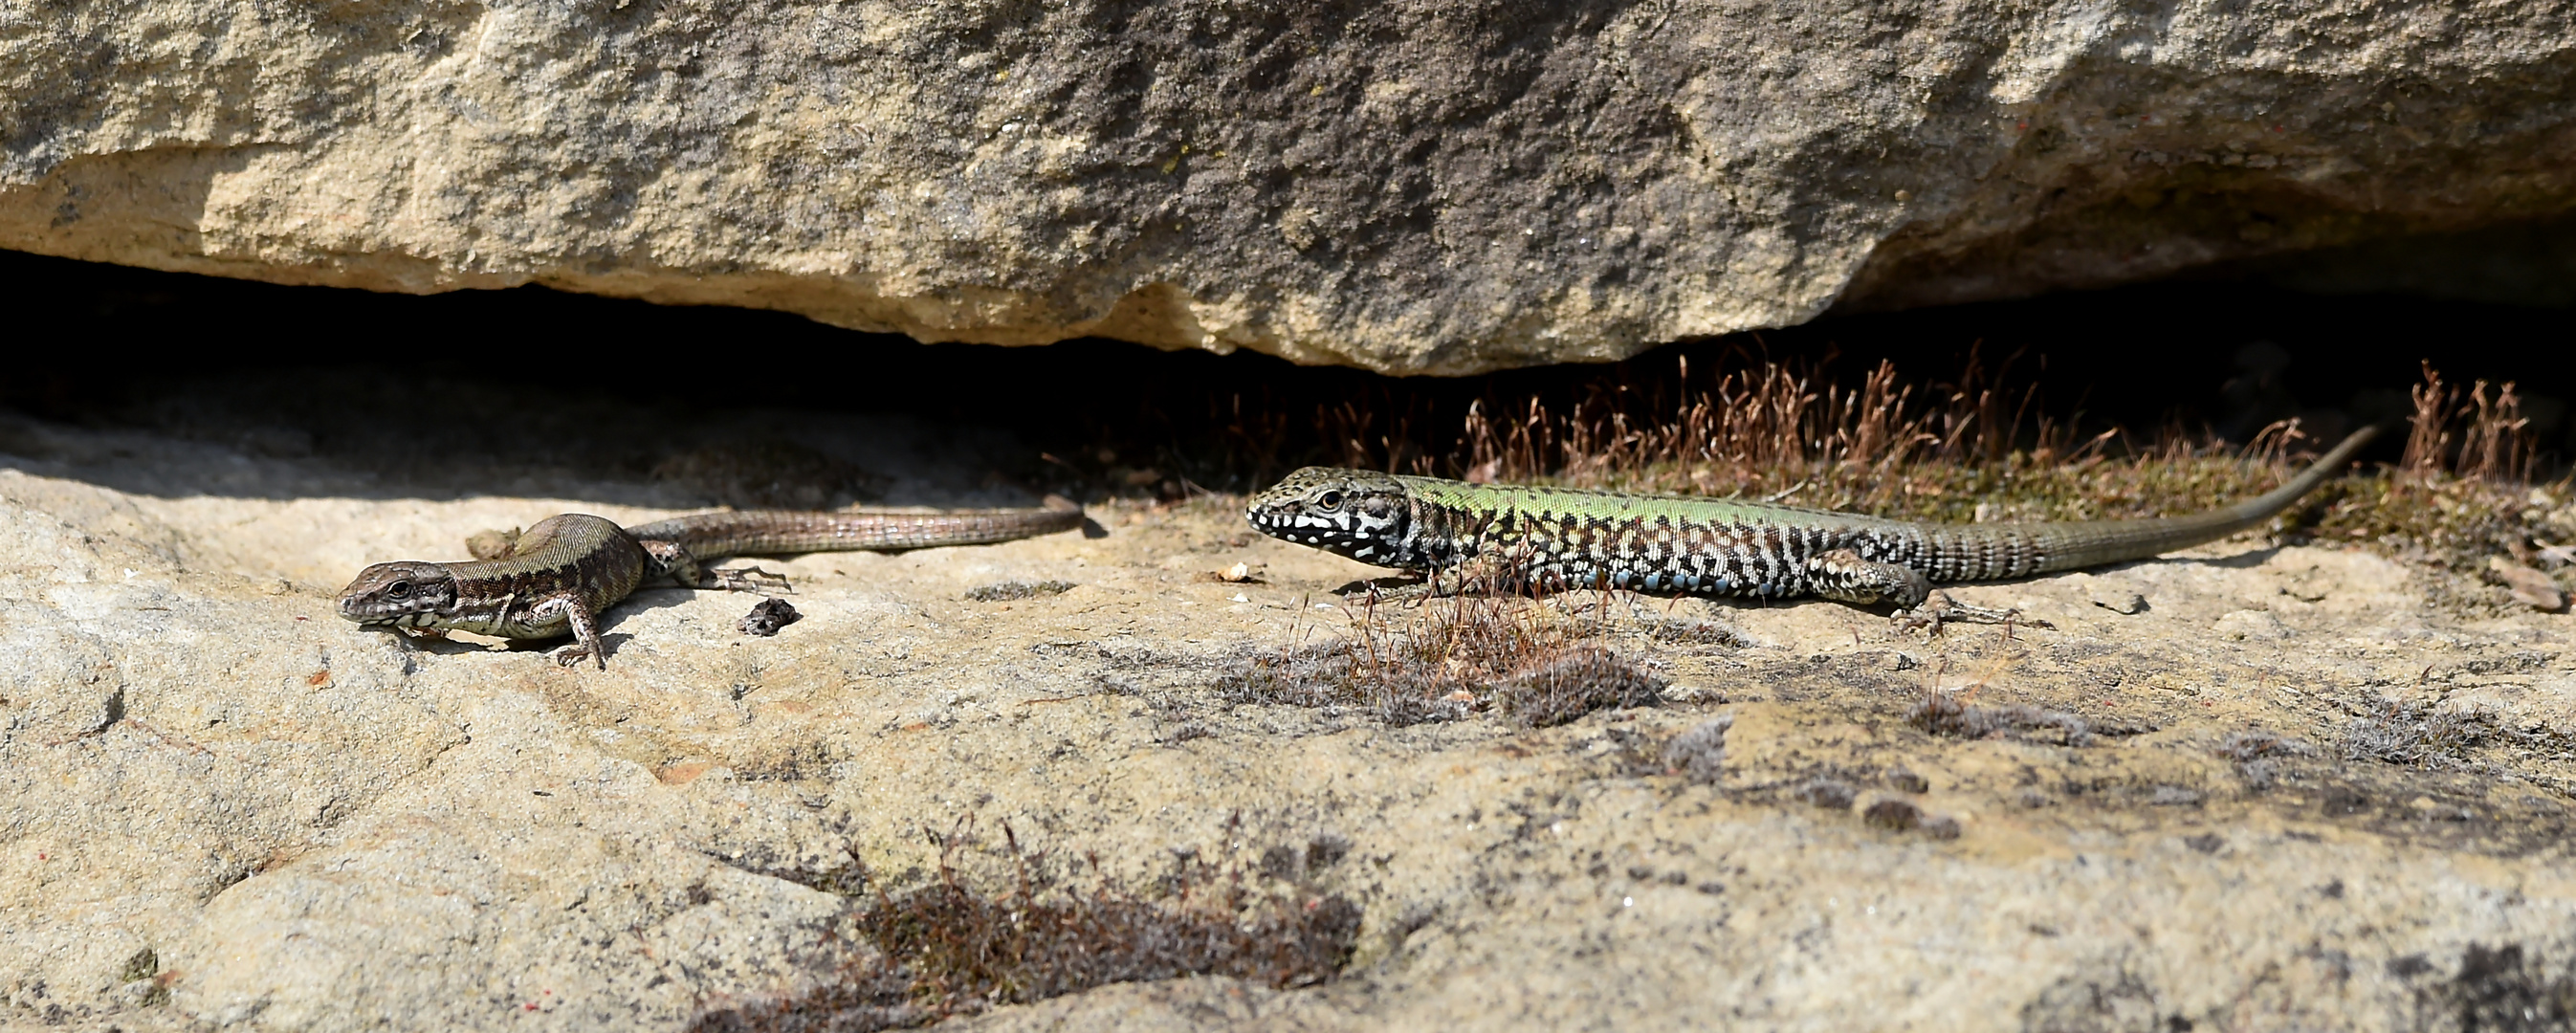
[626,497,1084,560]
[1919,425,2381,582]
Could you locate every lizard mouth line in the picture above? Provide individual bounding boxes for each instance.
[347,612,436,628]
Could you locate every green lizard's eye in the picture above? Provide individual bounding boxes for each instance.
[386,581,411,599]
[1316,491,1344,510]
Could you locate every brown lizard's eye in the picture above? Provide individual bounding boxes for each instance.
[386,581,411,599]
[1316,491,1344,510]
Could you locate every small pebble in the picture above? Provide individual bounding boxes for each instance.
[738,598,802,636]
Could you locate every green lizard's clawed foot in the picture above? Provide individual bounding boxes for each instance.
[1893,590,2054,637]
[1343,557,1517,604]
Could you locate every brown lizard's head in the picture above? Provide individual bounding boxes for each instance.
[337,560,461,627]
[1245,467,1414,565]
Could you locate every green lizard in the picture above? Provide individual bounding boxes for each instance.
[1246,427,2378,617]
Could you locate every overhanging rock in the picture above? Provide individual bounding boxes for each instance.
[4,2,2571,373]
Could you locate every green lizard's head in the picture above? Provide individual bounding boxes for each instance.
[1246,467,1412,564]
[337,560,461,628]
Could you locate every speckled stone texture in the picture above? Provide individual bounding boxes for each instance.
[4,2,2573,372]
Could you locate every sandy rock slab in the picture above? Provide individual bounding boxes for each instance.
[4,414,2576,1032]
[6,3,2576,372]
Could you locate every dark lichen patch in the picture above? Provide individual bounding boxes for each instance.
[1859,798,1918,830]
[1493,648,1667,727]
[2408,942,2576,1032]
[1218,597,1663,727]
[731,737,840,783]
[1641,614,1755,648]
[1860,797,1962,839]
[965,580,1077,602]
[2017,957,2173,1033]
[1661,715,1733,784]
[694,825,1361,1033]
[1908,688,2093,746]
[2265,761,2576,858]
[2217,730,2313,792]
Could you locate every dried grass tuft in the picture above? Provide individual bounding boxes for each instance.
[693,820,1360,1032]
[1219,593,1665,728]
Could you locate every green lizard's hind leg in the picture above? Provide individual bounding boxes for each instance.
[1892,590,2055,635]
[1805,549,2052,634]
[1805,549,1932,606]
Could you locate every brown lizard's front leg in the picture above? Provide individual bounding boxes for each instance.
[548,594,609,670]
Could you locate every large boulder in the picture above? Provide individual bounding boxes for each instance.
[3,1,2570,373]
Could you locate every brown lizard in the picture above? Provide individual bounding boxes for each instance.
[337,502,1083,668]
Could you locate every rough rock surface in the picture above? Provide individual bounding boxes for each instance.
[4,2,2573,373]
[4,373,2576,1031]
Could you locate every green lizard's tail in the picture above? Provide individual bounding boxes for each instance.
[1927,425,2382,581]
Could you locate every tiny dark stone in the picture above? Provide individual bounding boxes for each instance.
[1695,882,1726,895]
[738,598,801,636]
[2387,954,2433,978]
[1862,798,1922,831]
[2321,879,2345,899]
[1886,767,1929,794]
[1626,865,1657,881]
[1920,815,1963,840]
[119,947,158,983]
[2183,833,2225,854]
